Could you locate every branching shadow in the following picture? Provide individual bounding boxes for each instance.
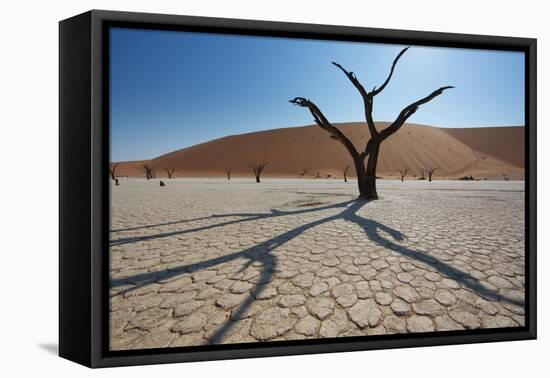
[110,201,354,292]
[341,204,524,305]
[110,200,354,246]
[110,215,218,233]
[111,199,524,345]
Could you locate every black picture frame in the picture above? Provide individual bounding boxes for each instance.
[59,9,537,368]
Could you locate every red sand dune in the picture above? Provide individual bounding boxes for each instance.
[114,123,525,180]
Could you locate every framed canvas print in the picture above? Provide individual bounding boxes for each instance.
[59,10,536,368]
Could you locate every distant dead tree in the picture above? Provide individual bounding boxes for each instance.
[164,168,177,179]
[343,166,350,182]
[226,168,232,180]
[140,164,154,180]
[398,168,409,182]
[109,163,119,180]
[427,167,438,182]
[502,174,510,181]
[300,168,309,177]
[418,169,426,180]
[315,171,320,179]
[250,162,267,183]
[290,47,452,199]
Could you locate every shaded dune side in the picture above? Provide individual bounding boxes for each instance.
[115,123,525,180]
[442,126,525,167]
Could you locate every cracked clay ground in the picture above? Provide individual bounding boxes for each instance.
[109,178,525,350]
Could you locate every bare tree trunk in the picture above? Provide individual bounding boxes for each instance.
[399,168,408,182]
[363,142,380,199]
[109,163,119,180]
[255,175,260,183]
[353,157,368,199]
[427,167,438,182]
[343,166,349,182]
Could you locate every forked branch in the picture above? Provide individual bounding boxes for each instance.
[289,97,360,159]
[164,167,177,178]
[332,61,377,138]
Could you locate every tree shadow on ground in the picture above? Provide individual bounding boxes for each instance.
[110,199,524,345]
[110,200,355,247]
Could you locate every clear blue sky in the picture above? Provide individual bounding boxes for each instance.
[110,27,525,161]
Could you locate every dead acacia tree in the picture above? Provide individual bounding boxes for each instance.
[398,168,409,182]
[300,168,309,177]
[164,168,177,178]
[343,166,350,183]
[109,163,119,180]
[226,168,232,180]
[427,167,438,182]
[250,162,267,183]
[290,47,453,199]
[140,164,154,180]
[418,169,426,180]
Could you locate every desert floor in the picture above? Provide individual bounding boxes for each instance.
[109,178,525,350]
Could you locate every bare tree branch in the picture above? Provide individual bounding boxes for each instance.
[331,62,368,98]
[370,46,410,97]
[289,97,360,159]
[380,86,454,140]
[332,62,377,138]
